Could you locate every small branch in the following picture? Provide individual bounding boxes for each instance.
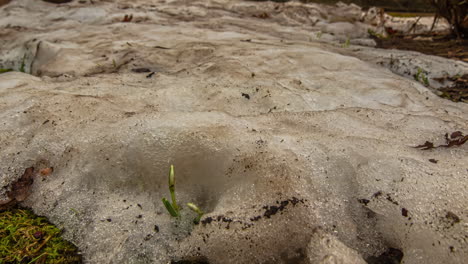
[407,16,422,34]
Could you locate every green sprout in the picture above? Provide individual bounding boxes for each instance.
[19,54,26,73]
[315,31,322,39]
[187,203,204,224]
[367,29,389,39]
[342,37,350,48]
[69,208,79,216]
[162,165,180,217]
[368,28,377,37]
[161,165,204,224]
[414,67,430,86]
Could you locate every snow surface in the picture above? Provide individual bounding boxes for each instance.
[0,1,467,263]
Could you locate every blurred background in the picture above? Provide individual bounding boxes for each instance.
[253,0,434,12]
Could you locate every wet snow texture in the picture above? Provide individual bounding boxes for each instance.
[0,0,467,263]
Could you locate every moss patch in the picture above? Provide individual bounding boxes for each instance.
[0,69,13,74]
[0,208,82,263]
[387,12,433,18]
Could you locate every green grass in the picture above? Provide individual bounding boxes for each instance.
[19,54,26,73]
[0,208,82,264]
[414,67,430,86]
[0,68,13,74]
[1,53,27,74]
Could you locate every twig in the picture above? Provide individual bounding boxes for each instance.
[407,16,422,34]
[430,13,439,32]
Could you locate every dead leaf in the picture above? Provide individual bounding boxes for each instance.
[9,167,35,201]
[414,131,467,150]
[132,68,151,73]
[40,167,53,176]
[450,131,463,139]
[0,167,35,211]
[441,135,468,148]
[432,76,448,83]
[413,141,434,150]
[122,14,133,22]
[253,12,270,19]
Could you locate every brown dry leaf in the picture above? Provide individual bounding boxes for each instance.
[432,76,448,83]
[8,167,35,201]
[450,131,463,138]
[0,167,35,211]
[413,141,434,150]
[123,14,133,22]
[441,133,468,148]
[414,131,467,150]
[253,12,270,19]
[40,167,54,176]
[0,0,12,7]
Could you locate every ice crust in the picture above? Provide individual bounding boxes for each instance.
[0,1,467,263]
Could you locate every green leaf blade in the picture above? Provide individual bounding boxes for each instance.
[187,203,204,224]
[162,198,179,217]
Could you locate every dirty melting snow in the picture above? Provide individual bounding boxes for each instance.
[0,0,467,263]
